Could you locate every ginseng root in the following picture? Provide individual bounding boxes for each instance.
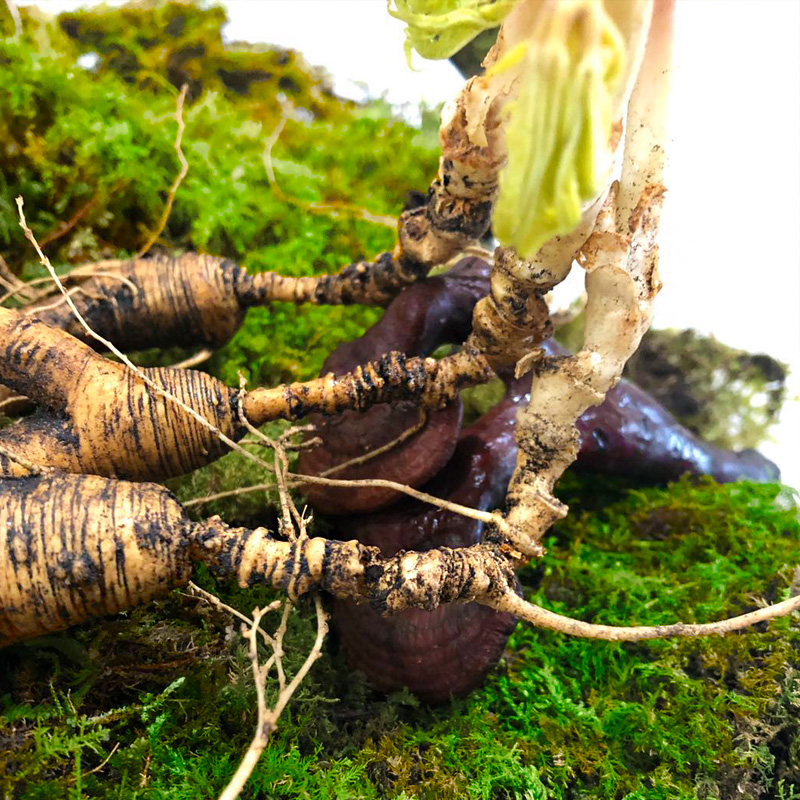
[0,306,492,480]
[2,471,797,650]
[16,250,432,353]
[0,249,431,411]
[0,470,509,648]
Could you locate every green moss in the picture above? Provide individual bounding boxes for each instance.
[0,4,434,381]
[4,477,798,798]
[553,316,786,451]
[625,329,786,451]
[460,377,506,426]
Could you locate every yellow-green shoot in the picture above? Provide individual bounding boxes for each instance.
[387,0,518,61]
[492,0,650,259]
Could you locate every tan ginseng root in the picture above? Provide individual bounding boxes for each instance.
[2,470,799,649]
[0,304,492,481]
[0,246,454,414]
[6,248,437,348]
[0,102,507,415]
[0,0,537,418]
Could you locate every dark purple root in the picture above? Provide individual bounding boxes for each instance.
[332,600,515,703]
[299,257,491,514]
[329,393,521,704]
[298,400,463,514]
[540,340,781,484]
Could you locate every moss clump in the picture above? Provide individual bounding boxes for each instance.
[625,328,787,451]
[0,2,439,385]
[553,314,786,451]
[55,0,348,120]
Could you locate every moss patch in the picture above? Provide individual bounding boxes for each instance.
[3,478,799,798]
[555,316,787,452]
[625,329,786,451]
[1,3,438,385]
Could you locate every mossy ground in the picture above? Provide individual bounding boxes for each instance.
[3,478,799,799]
[1,4,798,799]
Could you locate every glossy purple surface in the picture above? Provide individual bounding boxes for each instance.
[331,396,520,703]
[298,258,490,514]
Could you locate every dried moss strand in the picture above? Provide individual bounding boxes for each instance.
[136,83,189,258]
[288,471,514,540]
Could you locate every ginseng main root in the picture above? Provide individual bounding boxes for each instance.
[0,306,493,481]
[0,471,512,647]
[0,248,434,412]
[2,471,796,650]
[14,251,431,354]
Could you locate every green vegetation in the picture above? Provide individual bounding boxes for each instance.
[0,3,797,799]
[625,329,787,452]
[0,1,438,385]
[554,316,787,451]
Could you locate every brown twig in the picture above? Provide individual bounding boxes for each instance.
[0,275,59,306]
[0,269,136,309]
[0,254,33,302]
[38,187,108,248]
[18,285,94,315]
[217,596,328,800]
[137,84,189,257]
[183,483,275,509]
[139,749,151,788]
[186,581,280,648]
[66,743,120,784]
[270,601,291,694]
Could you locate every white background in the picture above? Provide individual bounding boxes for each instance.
[30,0,800,489]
